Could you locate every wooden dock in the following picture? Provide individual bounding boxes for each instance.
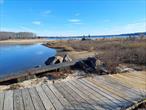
[0,60,78,84]
[0,71,146,110]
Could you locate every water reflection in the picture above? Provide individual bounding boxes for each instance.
[0,44,56,75]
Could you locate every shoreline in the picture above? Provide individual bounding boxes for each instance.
[0,39,50,45]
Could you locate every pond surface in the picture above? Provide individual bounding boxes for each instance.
[0,44,56,76]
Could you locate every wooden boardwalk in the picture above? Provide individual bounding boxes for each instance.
[0,60,78,83]
[0,72,146,110]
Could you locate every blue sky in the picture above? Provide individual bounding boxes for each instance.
[0,0,146,36]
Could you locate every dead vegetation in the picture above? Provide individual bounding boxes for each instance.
[46,38,146,74]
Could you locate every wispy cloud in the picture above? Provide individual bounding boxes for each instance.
[0,0,4,4]
[42,10,52,16]
[32,21,41,25]
[68,19,82,24]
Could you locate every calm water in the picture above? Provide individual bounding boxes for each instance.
[0,44,56,76]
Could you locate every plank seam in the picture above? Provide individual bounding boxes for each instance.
[41,85,56,110]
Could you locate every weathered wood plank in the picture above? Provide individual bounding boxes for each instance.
[127,72,146,77]
[107,74,146,91]
[0,60,78,83]
[29,88,46,110]
[87,77,138,109]
[117,74,146,84]
[69,80,113,110]
[110,74,146,90]
[87,77,136,104]
[121,73,145,81]
[47,83,74,110]
[3,90,13,110]
[75,79,119,109]
[35,86,55,110]
[22,88,35,110]
[79,79,123,109]
[1,71,146,110]
[41,84,64,110]
[102,75,146,96]
[54,82,85,109]
[84,77,138,106]
[114,74,146,87]
[88,77,143,106]
[94,76,141,98]
[61,81,96,110]
[108,75,146,97]
[66,80,106,110]
[0,93,4,110]
[13,89,24,110]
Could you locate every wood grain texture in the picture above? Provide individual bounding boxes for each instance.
[3,90,13,110]
[0,72,145,110]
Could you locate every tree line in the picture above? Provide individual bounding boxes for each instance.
[0,32,37,40]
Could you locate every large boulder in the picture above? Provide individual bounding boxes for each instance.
[45,56,63,65]
[73,57,97,73]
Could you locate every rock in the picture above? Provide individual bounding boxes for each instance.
[45,56,63,65]
[122,68,134,72]
[115,66,123,73]
[63,54,72,62]
[73,57,97,73]
[99,66,109,73]
[34,65,41,68]
[53,56,63,64]
[96,59,102,66]
[132,66,143,71]
[45,56,55,65]
[116,66,134,73]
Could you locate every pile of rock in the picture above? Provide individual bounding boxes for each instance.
[45,55,136,75]
[73,57,135,74]
[45,54,72,65]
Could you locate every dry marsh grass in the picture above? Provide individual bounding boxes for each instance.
[47,38,146,73]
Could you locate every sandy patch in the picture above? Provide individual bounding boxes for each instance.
[0,39,49,44]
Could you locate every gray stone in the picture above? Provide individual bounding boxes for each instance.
[116,66,134,73]
[45,56,63,65]
[63,54,72,62]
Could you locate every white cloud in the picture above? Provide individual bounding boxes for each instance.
[0,0,4,4]
[32,21,41,25]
